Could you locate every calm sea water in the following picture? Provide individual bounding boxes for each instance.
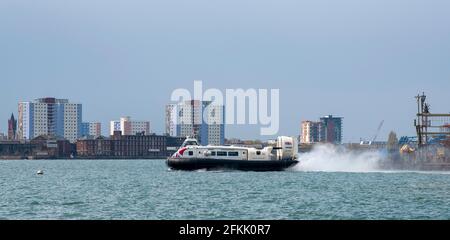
[0,159,449,220]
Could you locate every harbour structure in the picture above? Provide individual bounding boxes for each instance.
[414,92,450,146]
[81,122,102,138]
[384,93,450,170]
[8,113,17,140]
[165,100,225,146]
[109,116,150,136]
[18,97,82,143]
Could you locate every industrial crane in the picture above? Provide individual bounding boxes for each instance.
[360,120,384,145]
[371,120,384,144]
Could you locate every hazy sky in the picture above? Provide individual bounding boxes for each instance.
[1,0,449,142]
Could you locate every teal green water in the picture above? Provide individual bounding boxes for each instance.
[0,160,449,220]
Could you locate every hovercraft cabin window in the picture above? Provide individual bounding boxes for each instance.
[188,151,193,156]
[228,152,239,157]
[211,151,216,156]
[217,151,227,156]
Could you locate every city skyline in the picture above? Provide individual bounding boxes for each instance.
[1,89,449,143]
[1,0,450,142]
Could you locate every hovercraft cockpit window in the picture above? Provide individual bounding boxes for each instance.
[185,141,198,146]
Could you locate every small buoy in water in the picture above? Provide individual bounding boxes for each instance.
[37,170,44,175]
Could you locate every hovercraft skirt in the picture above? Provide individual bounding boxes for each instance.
[167,158,298,171]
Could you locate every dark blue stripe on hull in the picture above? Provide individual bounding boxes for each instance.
[167,158,298,171]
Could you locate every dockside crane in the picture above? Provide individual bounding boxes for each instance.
[360,120,384,145]
[371,120,384,144]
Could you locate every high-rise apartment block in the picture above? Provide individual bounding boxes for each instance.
[18,98,82,142]
[81,122,102,138]
[300,121,322,144]
[165,104,178,137]
[300,115,343,144]
[165,100,225,145]
[109,116,150,136]
[319,115,343,144]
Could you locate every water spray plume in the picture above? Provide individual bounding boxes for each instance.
[294,144,383,172]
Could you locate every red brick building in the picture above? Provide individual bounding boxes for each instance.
[76,137,112,157]
[76,132,184,158]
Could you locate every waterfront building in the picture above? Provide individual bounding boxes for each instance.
[109,116,150,136]
[76,131,184,158]
[76,136,112,157]
[0,135,75,159]
[300,121,322,144]
[320,115,343,144]
[109,131,165,158]
[0,133,6,141]
[8,113,17,140]
[165,100,225,145]
[18,98,82,143]
[81,122,102,138]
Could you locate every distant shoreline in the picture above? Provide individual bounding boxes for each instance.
[0,157,167,160]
